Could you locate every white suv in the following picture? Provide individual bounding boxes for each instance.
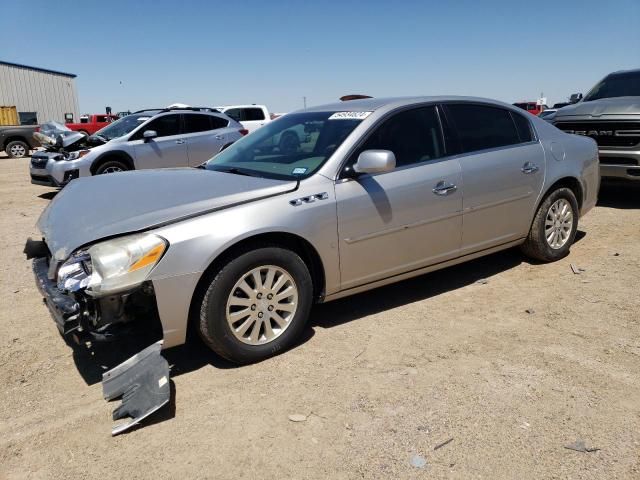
[215,105,271,133]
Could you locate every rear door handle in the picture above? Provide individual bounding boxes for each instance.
[521,162,539,174]
[432,181,457,195]
[175,139,185,145]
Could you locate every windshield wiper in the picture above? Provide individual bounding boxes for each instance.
[211,166,262,177]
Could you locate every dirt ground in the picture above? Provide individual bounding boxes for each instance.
[0,154,639,479]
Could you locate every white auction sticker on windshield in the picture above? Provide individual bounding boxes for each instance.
[328,111,372,120]
[292,167,307,175]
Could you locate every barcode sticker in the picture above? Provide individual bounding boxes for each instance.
[328,111,372,120]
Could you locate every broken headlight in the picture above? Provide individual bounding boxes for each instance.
[87,234,167,297]
[57,234,167,297]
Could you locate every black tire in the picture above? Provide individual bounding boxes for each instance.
[198,247,313,364]
[6,140,29,159]
[521,187,579,262]
[279,131,299,155]
[94,159,130,175]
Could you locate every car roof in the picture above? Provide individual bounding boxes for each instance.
[302,96,519,113]
[609,67,640,75]
[216,105,267,110]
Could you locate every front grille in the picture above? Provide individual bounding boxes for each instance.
[599,157,639,166]
[555,121,640,148]
[31,157,48,168]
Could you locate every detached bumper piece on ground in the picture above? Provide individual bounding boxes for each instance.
[102,341,170,436]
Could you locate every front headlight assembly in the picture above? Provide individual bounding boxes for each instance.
[65,150,91,161]
[57,234,167,297]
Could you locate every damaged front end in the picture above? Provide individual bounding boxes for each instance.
[26,235,164,346]
[27,235,171,434]
[31,122,105,187]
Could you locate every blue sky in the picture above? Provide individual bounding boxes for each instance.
[1,0,638,113]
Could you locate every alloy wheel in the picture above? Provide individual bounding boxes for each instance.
[545,198,573,249]
[226,265,298,345]
[10,144,26,157]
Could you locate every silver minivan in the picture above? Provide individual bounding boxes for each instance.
[30,107,244,187]
[31,96,599,364]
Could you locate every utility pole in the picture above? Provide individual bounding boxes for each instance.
[303,96,307,109]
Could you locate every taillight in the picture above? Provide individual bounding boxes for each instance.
[239,129,249,136]
[35,126,40,132]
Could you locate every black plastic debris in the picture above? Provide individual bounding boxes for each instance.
[23,237,49,260]
[102,341,170,436]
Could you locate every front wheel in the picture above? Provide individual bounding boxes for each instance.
[521,187,579,262]
[95,160,129,175]
[198,247,313,364]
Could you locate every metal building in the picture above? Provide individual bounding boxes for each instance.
[0,60,79,125]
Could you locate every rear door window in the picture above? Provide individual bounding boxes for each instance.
[184,114,213,133]
[210,115,229,129]
[243,108,265,121]
[511,112,534,142]
[224,108,242,122]
[446,104,521,153]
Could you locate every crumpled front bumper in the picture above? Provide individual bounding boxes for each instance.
[32,256,81,335]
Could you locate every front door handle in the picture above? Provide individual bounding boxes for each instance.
[215,135,224,140]
[521,162,539,174]
[433,181,457,195]
[175,139,185,145]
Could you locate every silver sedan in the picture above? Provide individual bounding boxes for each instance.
[32,96,599,363]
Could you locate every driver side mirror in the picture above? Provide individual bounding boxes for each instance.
[143,130,157,141]
[354,150,396,175]
[569,93,583,104]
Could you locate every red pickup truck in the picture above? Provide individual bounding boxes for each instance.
[65,114,119,135]
[513,102,548,116]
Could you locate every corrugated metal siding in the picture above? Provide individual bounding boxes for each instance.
[0,64,79,124]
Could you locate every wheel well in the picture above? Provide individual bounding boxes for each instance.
[544,177,583,209]
[90,152,134,175]
[3,136,29,149]
[186,232,326,338]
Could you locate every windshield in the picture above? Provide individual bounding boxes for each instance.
[94,111,158,140]
[583,71,640,102]
[205,111,365,180]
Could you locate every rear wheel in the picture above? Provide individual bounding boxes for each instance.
[521,187,578,262]
[6,140,29,159]
[95,159,129,175]
[198,247,313,364]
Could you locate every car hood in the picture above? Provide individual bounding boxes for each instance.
[555,97,640,118]
[38,169,297,260]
